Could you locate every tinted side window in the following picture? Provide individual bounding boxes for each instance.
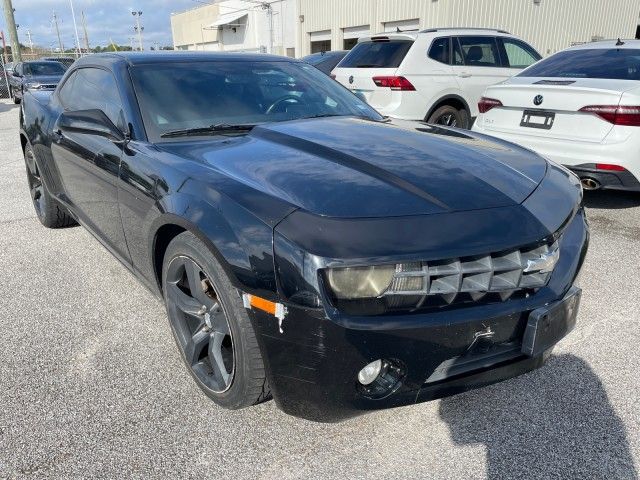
[64,68,124,129]
[501,38,541,68]
[458,36,500,67]
[428,37,450,64]
[58,71,78,107]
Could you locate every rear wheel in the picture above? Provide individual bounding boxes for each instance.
[162,231,270,409]
[23,144,76,228]
[427,105,470,129]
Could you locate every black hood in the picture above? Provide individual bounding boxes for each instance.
[159,117,547,218]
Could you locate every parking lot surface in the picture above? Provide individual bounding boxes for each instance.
[0,99,638,479]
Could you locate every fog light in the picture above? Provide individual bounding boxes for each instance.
[357,358,406,399]
[358,359,383,385]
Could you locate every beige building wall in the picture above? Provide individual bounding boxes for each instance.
[171,4,221,51]
[296,0,640,56]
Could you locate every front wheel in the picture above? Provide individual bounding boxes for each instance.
[11,86,20,104]
[427,105,470,129]
[162,231,270,410]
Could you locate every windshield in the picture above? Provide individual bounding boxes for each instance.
[23,62,66,76]
[519,48,640,80]
[130,60,383,140]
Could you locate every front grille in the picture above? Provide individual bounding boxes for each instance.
[384,240,559,306]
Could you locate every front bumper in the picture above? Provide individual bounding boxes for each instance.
[249,209,588,422]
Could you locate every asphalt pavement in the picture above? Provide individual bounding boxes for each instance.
[0,99,638,479]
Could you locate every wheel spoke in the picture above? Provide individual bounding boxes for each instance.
[167,282,204,317]
[209,331,231,387]
[207,302,229,335]
[184,327,210,366]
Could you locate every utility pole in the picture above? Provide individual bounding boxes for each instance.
[25,28,33,53]
[68,0,81,57]
[0,31,8,64]
[52,11,64,53]
[81,10,90,52]
[132,11,143,51]
[261,2,273,54]
[2,0,21,61]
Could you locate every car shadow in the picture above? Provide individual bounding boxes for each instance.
[0,102,18,113]
[439,354,637,479]
[583,190,640,210]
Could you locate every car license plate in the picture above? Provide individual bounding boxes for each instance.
[520,109,555,130]
[521,287,581,357]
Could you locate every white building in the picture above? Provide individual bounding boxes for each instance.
[172,0,640,58]
[296,0,640,57]
[171,0,297,56]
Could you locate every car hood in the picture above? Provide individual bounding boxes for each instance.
[159,117,547,218]
[23,74,62,84]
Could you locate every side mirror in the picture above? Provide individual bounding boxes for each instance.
[57,109,126,143]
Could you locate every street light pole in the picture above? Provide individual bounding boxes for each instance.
[132,11,143,51]
[68,0,82,57]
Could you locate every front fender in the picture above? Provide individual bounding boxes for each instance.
[146,188,283,302]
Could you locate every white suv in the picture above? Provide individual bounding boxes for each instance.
[332,28,541,128]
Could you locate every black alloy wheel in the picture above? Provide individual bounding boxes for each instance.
[25,146,47,221]
[165,255,235,394]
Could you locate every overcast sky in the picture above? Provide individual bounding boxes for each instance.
[4,0,201,50]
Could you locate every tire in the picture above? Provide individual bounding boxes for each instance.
[11,87,20,104]
[162,231,270,410]
[23,144,76,228]
[427,105,470,129]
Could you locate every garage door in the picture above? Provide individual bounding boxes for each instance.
[343,25,370,49]
[383,19,419,33]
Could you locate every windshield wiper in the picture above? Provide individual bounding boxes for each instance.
[161,123,256,138]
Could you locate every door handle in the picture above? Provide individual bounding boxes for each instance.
[457,72,472,78]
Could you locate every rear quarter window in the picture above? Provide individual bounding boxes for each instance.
[337,40,413,68]
[428,37,450,64]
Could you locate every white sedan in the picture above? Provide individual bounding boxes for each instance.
[472,40,640,192]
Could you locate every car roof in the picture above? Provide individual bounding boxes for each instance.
[359,27,513,42]
[23,60,67,65]
[566,39,640,50]
[73,51,301,68]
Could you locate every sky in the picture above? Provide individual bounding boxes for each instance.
[3,0,203,50]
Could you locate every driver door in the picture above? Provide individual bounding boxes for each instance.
[51,67,131,263]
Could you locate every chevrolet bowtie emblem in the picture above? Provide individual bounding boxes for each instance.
[523,248,560,274]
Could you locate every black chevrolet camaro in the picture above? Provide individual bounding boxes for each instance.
[19,53,588,422]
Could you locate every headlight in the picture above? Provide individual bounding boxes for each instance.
[325,265,395,299]
[24,82,42,89]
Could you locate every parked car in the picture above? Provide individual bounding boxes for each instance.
[473,40,640,192]
[332,28,541,128]
[4,62,14,75]
[9,60,66,104]
[302,50,348,75]
[40,56,76,70]
[19,52,587,422]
